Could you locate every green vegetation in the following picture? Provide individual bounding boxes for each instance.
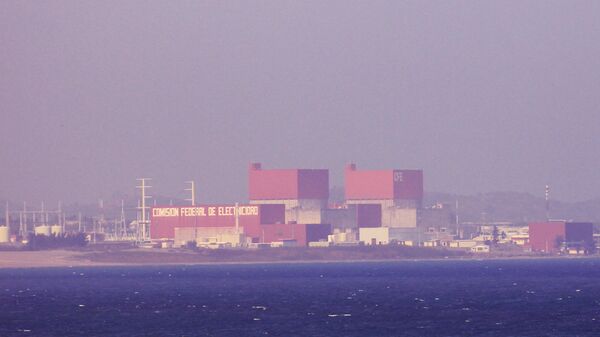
[26,233,87,251]
[80,245,468,264]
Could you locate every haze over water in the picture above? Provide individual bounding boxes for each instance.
[2,1,600,205]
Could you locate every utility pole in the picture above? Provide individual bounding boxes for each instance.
[58,201,63,232]
[136,200,141,242]
[185,180,196,206]
[235,202,239,233]
[22,202,27,237]
[136,178,152,241]
[4,202,9,230]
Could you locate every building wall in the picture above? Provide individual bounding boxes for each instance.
[249,165,298,200]
[248,163,329,200]
[344,199,417,228]
[346,199,420,209]
[393,170,423,200]
[250,199,326,224]
[360,227,433,245]
[259,223,331,246]
[150,204,285,240]
[359,227,389,245]
[306,224,333,244]
[322,207,357,231]
[529,221,565,253]
[384,208,417,228]
[345,164,423,203]
[565,222,594,247]
[356,204,382,228]
[529,221,594,253]
[259,204,286,224]
[389,227,434,243]
[298,169,330,200]
[345,164,394,200]
[174,227,244,247]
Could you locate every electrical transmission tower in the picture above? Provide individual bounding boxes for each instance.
[185,180,196,206]
[136,178,152,241]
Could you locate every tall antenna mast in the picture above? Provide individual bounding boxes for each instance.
[120,200,126,240]
[545,184,550,221]
[455,199,460,239]
[58,201,63,232]
[19,208,23,237]
[185,181,196,206]
[98,199,104,234]
[136,178,152,241]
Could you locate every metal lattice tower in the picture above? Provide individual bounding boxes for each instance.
[120,200,126,239]
[136,178,152,241]
[185,180,196,206]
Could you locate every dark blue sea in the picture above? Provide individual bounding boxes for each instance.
[1,259,600,336]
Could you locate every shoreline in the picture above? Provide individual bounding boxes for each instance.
[0,248,592,270]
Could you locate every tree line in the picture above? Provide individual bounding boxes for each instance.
[26,233,87,250]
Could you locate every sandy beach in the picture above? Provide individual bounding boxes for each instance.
[0,250,114,268]
[0,245,473,269]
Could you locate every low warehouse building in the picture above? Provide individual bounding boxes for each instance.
[359,227,434,245]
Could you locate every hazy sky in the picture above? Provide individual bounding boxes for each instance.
[1,1,600,205]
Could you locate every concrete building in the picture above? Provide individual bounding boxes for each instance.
[259,223,331,246]
[174,227,245,248]
[151,204,330,247]
[151,204,285,240]
[248,163,329,224]
[359,227,434,245]
[345,163,423,228]
[529,221,594,253]
[0,226,9,243]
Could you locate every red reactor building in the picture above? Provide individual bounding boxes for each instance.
[343,163,423,228]
[248,162,329,201]
[345,163,423,202]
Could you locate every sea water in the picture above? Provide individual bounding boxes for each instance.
[1,259,600,336]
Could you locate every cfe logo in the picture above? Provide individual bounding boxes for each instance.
[393,171,403,182]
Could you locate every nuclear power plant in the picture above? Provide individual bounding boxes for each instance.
[0,162,595,255]
[149,163,455,248]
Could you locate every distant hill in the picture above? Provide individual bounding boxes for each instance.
[3,190,599,225]
[425,191,600,224]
